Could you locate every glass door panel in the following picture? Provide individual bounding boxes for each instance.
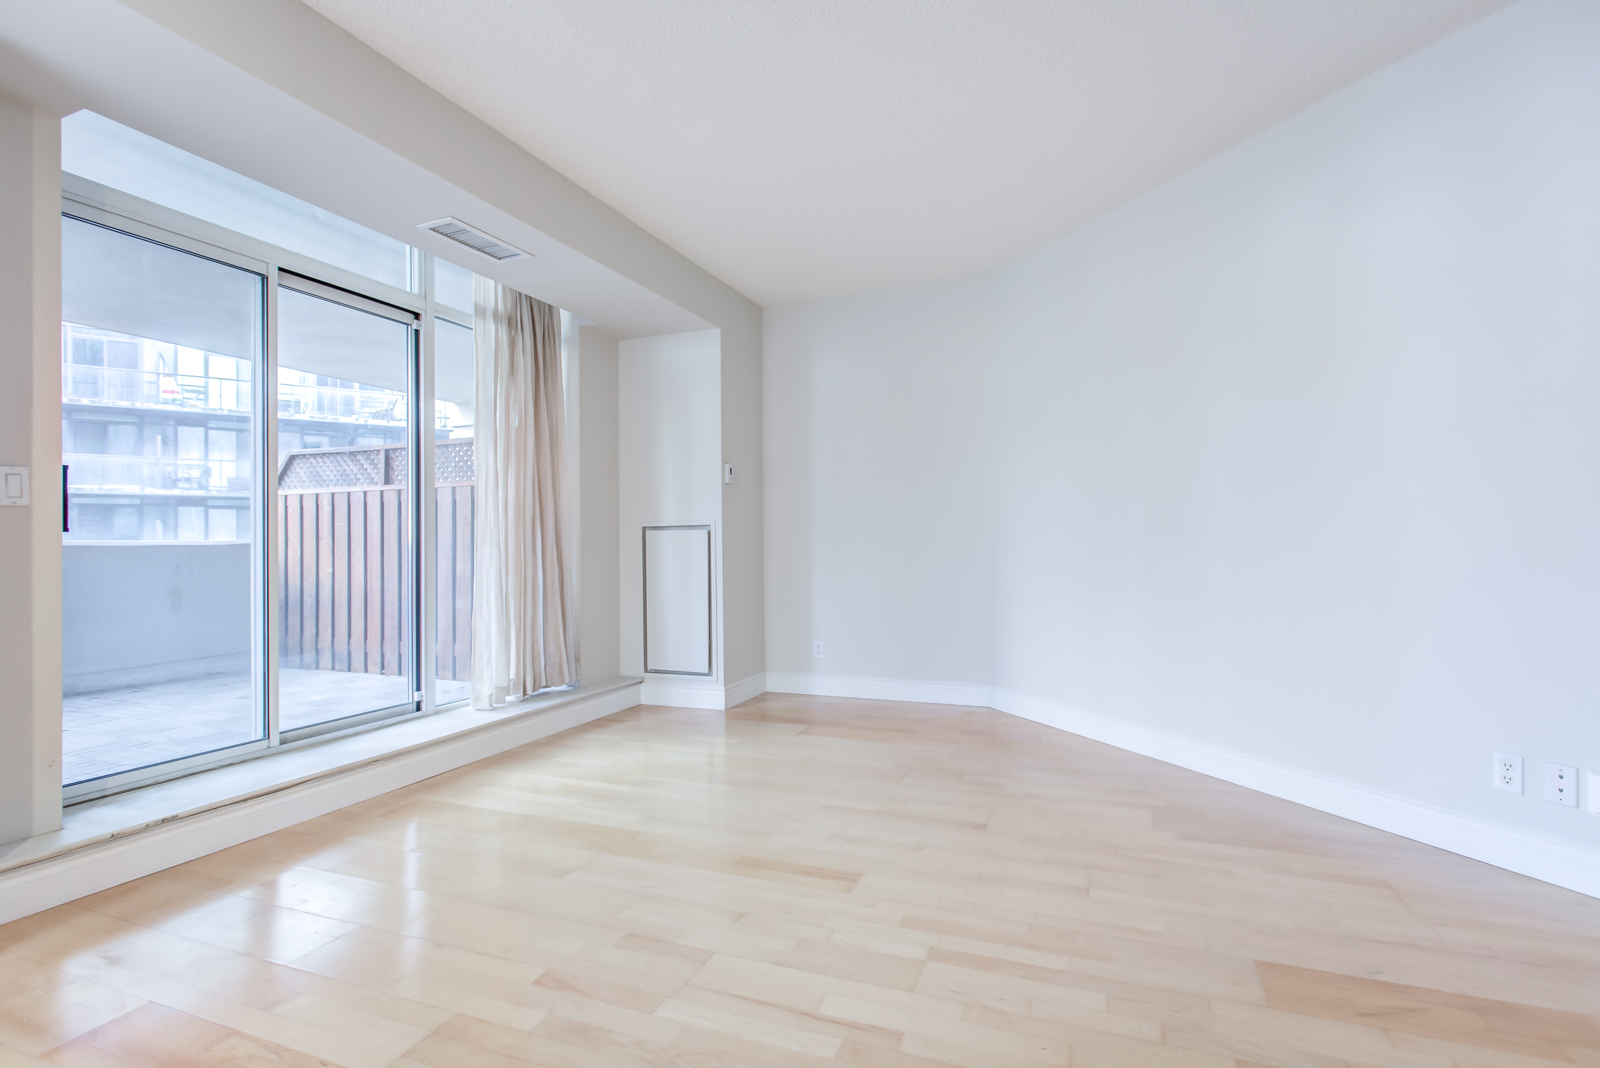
[433,316,475,707]
[61,216,264,787]
[277,284,416,732]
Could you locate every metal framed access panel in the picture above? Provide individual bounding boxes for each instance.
[641,524,714,677]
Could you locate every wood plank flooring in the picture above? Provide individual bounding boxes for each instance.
[2,693,1598,1067]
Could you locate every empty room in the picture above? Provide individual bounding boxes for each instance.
[0,0,1597,1065]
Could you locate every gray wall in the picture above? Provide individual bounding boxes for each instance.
[578,326,621,684]
[720,311,766,691]
[62,542,252,694]
[0,90,62,840]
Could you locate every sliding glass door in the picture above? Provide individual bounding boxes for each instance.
[62,209,431,795]
[276,280,419,733]
[61,216,266,787]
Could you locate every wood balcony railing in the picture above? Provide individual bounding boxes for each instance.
[277,440,474,683]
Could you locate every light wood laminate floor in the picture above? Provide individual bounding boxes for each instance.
[3,694,1598,1067]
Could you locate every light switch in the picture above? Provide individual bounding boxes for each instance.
[0,466,28,506]
[723,463,734,485]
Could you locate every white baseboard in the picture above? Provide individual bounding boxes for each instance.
[766,672,990,707]
[639,676,726,709]
[759,671,1600,900]
[638,673,770,710]
[723,673,768,708]
[989,687,1600,900]
[0,682,640,925]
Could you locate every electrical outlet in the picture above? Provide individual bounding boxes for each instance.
[813,640,824,658]
[1590,773,1600,816]
[1545,763,1578,808]
[1493,753,1522,794]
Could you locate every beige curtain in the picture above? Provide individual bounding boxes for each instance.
[471,278,575,708]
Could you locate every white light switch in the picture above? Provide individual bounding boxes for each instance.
[0,466,28,506]
[723,463,734,485]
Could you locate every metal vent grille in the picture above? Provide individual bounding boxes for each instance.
[418,217,529,262]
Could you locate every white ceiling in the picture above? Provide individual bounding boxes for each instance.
[1,1,718,338]
[302,0,1507,307]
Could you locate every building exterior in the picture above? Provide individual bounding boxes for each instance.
[62,322,408,544]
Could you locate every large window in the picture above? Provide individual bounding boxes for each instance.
[59,133,491,798]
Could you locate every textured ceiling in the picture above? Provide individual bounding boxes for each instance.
[299,0,1508,307]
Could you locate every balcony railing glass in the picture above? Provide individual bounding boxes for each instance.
[64,358,405,427]
[63,454,251,496]
[63,363,251,413]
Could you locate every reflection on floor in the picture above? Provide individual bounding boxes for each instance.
[63,671,473,786]
[9,694,1600,1066]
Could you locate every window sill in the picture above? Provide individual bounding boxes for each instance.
[0,677,640,881]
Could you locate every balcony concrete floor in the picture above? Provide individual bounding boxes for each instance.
[63,670,473,786]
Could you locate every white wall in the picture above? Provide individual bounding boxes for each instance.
[765,0,1600,867]
[764,279,996,686]
[618,330,723,687]
[0,90,63,841]
[577,326,621,684]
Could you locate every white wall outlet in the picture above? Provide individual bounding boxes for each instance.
[1493,753,1522,794]
[1590,773,1600,816]
[1545,763,1578,808]
[813,640,824,658]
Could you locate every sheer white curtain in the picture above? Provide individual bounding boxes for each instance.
[471,278,575,708]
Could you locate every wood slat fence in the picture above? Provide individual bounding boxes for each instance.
[278,443,474,682]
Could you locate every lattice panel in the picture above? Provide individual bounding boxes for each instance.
[384,446,408,486]
[278,441,474,490]
[279,448,383,492]
[435,439,475,483]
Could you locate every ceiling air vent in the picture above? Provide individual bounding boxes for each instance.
[417,217,530,262]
